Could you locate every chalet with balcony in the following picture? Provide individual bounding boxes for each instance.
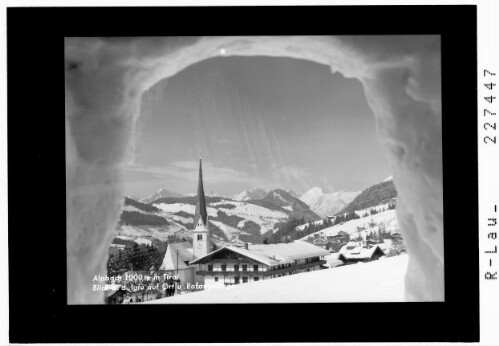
[190,240,329,287]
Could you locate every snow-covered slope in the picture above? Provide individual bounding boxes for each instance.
[145,198,288,243]
[295,219,325,232]
[209,200,288,237]
[117,224,182,242]
[352,202,393,218]
[260,189,320,221]
[338,180,397,215]
[154,202,218,218]
[115,190,319,247]
[286,189,301,199]
[232,188,301,202]
[232,187,269,201]
[144,254,408,303]
[300,187,359,218]
[141,188,183,204]
[299,209,399,240]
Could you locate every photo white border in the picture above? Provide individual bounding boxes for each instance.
[477,0,499,345]
[1,1,497,345]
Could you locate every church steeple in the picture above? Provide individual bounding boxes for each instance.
[193,156,208,228]
[192,153,210,259]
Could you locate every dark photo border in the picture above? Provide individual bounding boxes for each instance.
[8,5,478,343]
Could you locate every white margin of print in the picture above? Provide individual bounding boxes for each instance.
[1,1,498,345]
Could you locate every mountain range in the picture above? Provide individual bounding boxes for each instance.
[300,187,360,218]
[232,187,269,201]
[123,178,394,246]
[139,185,361,222]
[231,187,301,201]
[141,188,183,204]
[117,188,320,246]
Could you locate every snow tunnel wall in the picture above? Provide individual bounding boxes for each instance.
[64,36,443,304]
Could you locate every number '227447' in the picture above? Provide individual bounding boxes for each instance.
[483,69,496,144]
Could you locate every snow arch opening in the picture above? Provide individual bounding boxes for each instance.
[65,36,443,304]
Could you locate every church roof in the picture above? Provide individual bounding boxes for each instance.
[193,158,208,228]
[159,242,194,271]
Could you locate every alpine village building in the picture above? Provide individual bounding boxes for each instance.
[159,156,330,290]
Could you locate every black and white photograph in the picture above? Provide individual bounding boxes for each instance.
[65,35,443,305]
[5,3,493,344]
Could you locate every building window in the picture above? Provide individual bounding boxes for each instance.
[197,234,202,240]
[234,265,239,272]
[242,265,247,272]
[242,277,248,283]
[254,277,259,281]
[253,264,258,272]
[214,277,218,282]
[235,277,240,284]
[221,265,226,271]
[208,265,213,272]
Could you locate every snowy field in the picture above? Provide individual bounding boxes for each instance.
[300,209,399,240]
[144,254,408,304]
[295,219,325,231]
[210,220,244,239]
[152,200,287,236]
[117,224,181,242]
[352,202,393,218]
[122,204,156,214]
[154,202,218,218]
[213,200,288,219]
[211,200,288,234]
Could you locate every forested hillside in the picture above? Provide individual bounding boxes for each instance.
[336,180,397,215]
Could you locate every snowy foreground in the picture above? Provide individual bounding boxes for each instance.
[144,254,408,304]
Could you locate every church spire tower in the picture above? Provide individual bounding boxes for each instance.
[192,151,211,259]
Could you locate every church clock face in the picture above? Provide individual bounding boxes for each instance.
[196,242,203,249]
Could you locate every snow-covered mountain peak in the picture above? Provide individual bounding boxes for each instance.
[141,187,183,204]
[300,187,359,218]
[232,187,269,201]
[302,187,327,199]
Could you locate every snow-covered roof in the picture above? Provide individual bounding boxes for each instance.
[313,238,328,245]
[159,242,194,271]
[191,240,330,266]
[338,242,384,260]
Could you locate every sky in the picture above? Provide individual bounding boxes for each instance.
[123,56,391,198]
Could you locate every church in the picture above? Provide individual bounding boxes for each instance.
[158,155,210,291]
[159,155,330,291]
